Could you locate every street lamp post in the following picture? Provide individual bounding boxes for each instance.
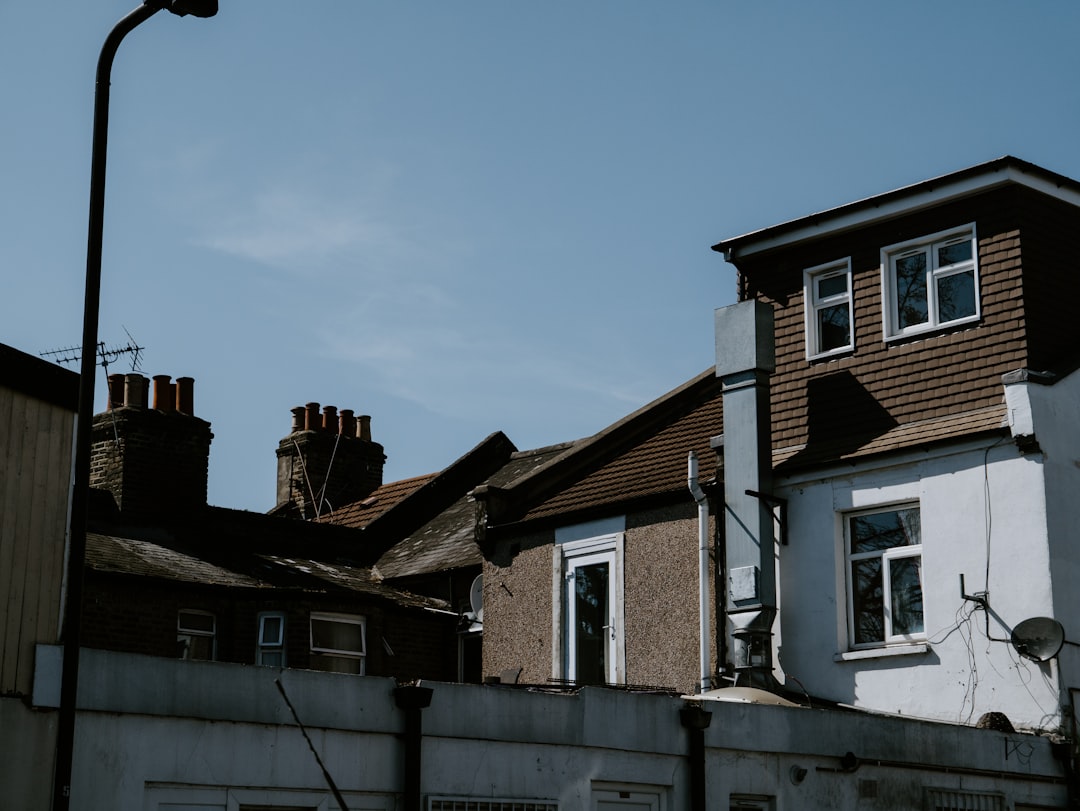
[53,2,216,808]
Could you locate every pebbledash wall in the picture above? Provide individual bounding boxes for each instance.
[774,365,1080,733]
[16,647,1069,810]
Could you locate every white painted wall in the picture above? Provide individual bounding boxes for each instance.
[775,438,1063,731]
[11,648,1067,810]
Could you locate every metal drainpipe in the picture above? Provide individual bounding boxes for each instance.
[680,704,713,810]
[688,451,711,693]
[394,684,434,811]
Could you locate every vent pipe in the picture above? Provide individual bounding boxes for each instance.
[714,300,780,690]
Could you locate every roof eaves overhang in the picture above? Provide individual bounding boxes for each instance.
[712,156,1080,264]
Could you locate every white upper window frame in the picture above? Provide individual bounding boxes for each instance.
[256,610,286,667]
[803,258,854,359]
[881,224,980,340]
[310,611,367,675]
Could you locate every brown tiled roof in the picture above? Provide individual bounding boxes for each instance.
[520,389,723,523]
[321,473,436,528]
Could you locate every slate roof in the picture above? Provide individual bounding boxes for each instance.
[375,443,576,579]
[85,518,450,612]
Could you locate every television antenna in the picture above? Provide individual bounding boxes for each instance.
[40,326,144,376]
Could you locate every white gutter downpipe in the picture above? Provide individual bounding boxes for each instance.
[688,451,710,693]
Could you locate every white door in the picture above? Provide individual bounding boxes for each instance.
[566,549,617,685]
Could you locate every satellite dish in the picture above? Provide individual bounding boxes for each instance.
[1011,617,1065,662]
[469,574,483,623]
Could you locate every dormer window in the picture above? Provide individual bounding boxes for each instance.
[804,259,853,359]
[882,225,979,339]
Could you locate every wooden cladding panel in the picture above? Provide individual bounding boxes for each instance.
[0,387,73,695]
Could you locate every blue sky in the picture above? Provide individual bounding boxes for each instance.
[3,2,1080,512]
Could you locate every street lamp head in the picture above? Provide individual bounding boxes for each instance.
[150,0,218,18]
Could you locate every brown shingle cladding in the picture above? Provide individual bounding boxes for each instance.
[744,186,1033,458]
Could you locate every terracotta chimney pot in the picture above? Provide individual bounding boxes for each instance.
[175,376,195,415]
[124,374,148,408]
[322,405,337,433]
[339,409,355,438]
[358,414,372,442]
[290,406,306,433]
[305,402,320,432]
[107,374,125,410]
[153,375,175,412]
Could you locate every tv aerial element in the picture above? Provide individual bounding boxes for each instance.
[469,574,483,623]
[41,326,144,375]
[1010,617,1065,662]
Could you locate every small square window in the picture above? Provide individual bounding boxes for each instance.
[310,612,366,675]
[882,226,979,339]
[257,611,286,667]
[177,609,216,661]
[803,259,853,358]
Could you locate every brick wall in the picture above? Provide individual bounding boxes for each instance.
[90,407,212,520]
[82,573,456,681]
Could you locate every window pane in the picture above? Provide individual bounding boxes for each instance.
[574,562,609,685]
[936,270,976,322]
[179,634,214,661]
[817,303,850,351]
[850,508,920,554]
[817,273,847,299]
[309,654,364,674]
[895,252,928,329]
[311,617,365,654]
[259,650,284,667]
[260,615,283,646]
[178,611,214,634]
[890,556,924,636]
[852,558,884,644]
[937,239,972,266]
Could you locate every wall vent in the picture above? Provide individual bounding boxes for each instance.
[428,800,557,811]
[925,788,1006,811]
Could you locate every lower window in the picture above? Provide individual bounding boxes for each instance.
[846,505,924,647]
[310,612,367,674]
[177,609,216,661]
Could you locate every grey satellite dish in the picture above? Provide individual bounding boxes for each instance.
[469,574,483,623]
[1011,617,1065,662]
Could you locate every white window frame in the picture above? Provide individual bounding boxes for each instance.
[552,534,625,686]
[803,258,853,359]
[845,504,924,649]
[257,611,287,667]
[310,612,367,675]
[881,224,980,340]
[177,609,216,661]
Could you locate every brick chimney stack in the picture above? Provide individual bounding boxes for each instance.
[90,374,213,522]
[275,402,386,519]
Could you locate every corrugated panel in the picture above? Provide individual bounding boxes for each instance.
[0,388,74,695]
